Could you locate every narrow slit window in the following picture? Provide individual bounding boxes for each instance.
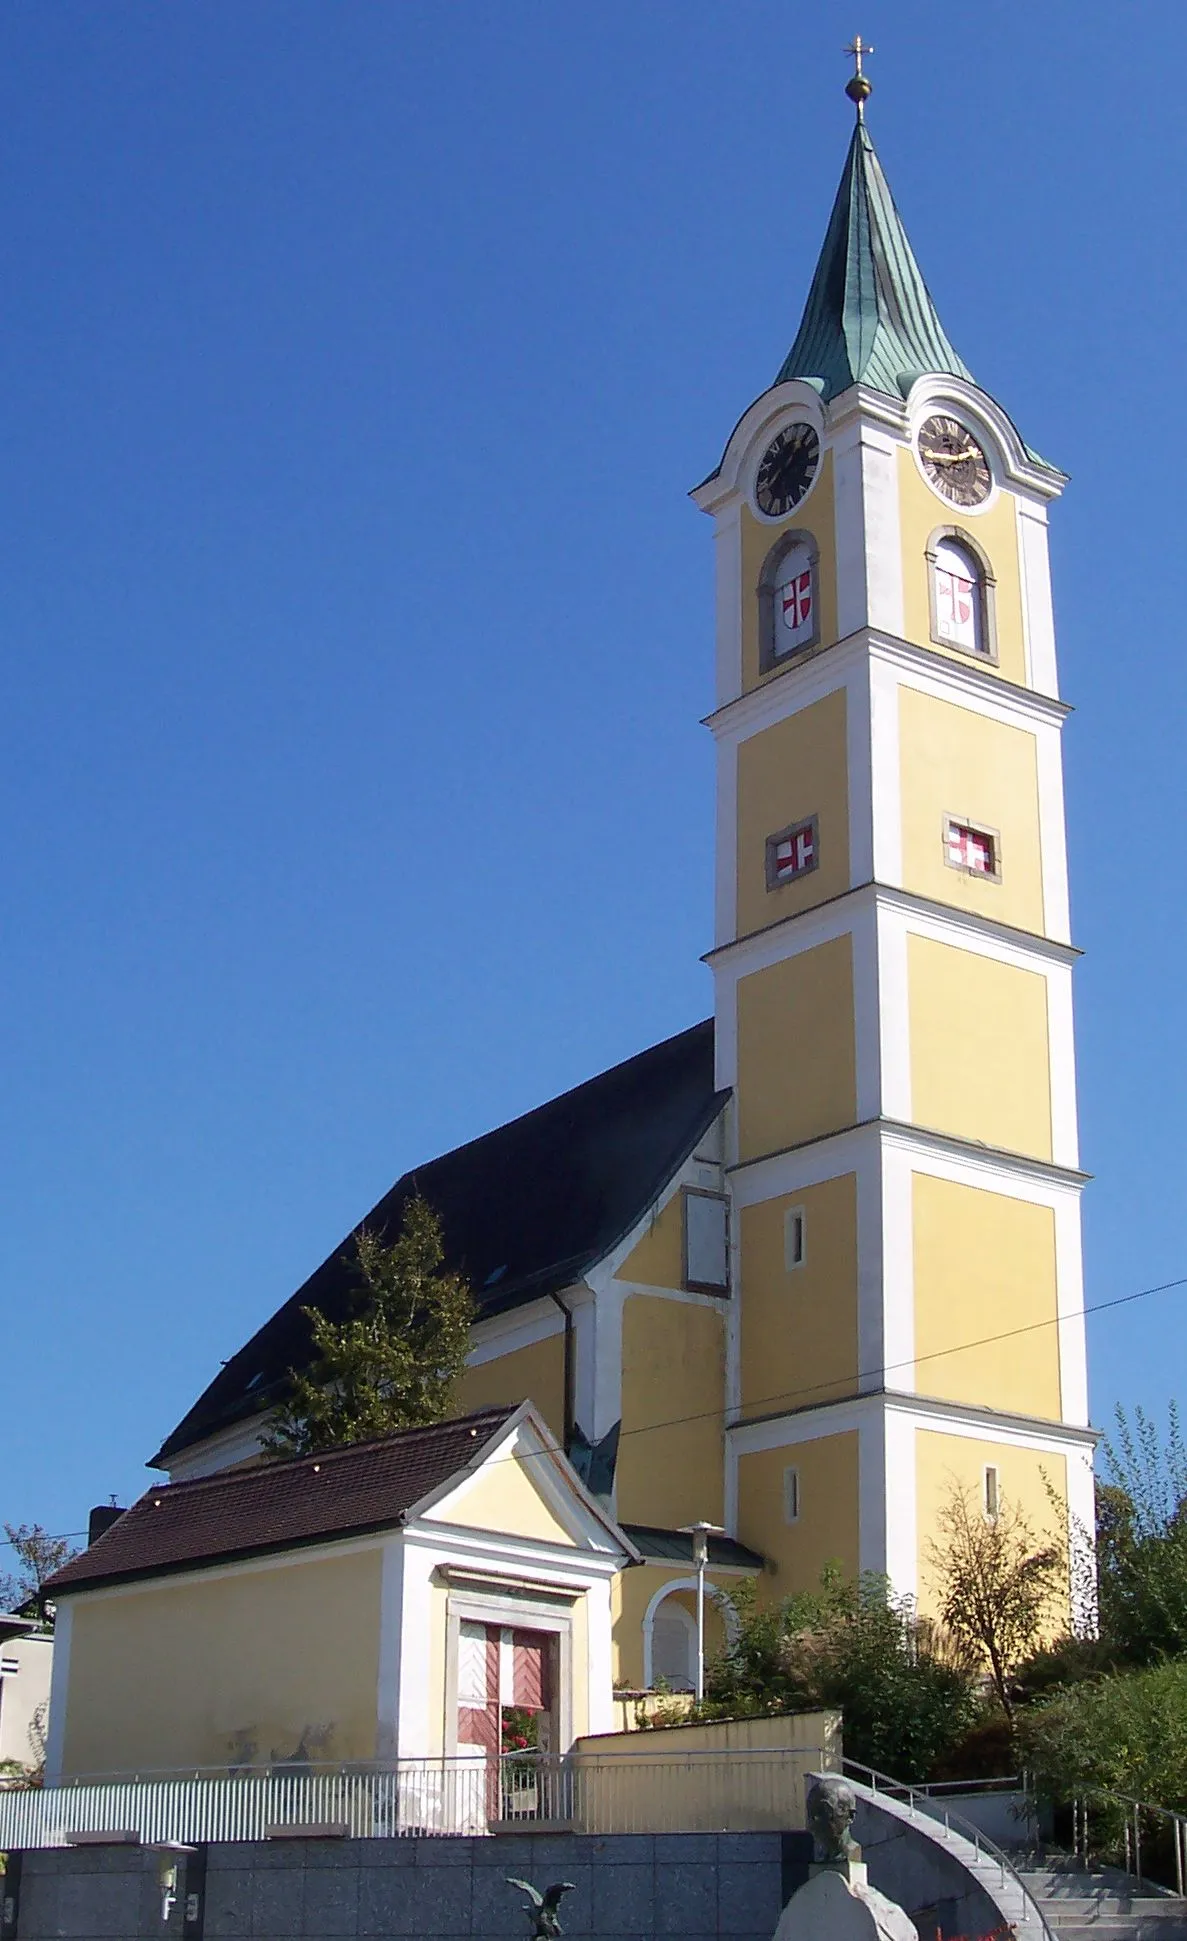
[784,1465,801,1524]
[785,1208,806,1271]
[983,1465,1000,1521]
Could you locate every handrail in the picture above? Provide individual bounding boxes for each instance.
[42,1745,828,1786]
[1069,1784,1187,1897]
[910,1775,1025,1798]
[842,1757,1054,1941]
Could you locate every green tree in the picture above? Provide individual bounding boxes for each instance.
[927,1482,1064,1724]
[700,1568,983,1781]
[1095,1405,1187,1664]
[0,1524,79,1624]
[264,1197,475,1458]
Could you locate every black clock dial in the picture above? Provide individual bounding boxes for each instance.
[918,414,991,507]
[755,422,820,518]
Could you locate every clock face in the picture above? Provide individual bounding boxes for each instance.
[918,414,992,507]
[755,422,820,518]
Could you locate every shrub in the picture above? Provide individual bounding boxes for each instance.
[701,1569,985,1781]
[1019,1656,1187,1811]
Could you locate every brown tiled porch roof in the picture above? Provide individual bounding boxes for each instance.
[47,1407,519,1596]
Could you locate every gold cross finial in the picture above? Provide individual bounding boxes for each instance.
[843,35,874,117]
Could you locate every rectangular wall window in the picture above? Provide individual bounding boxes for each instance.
[683,1189,729,1295]
[784,1207,806,1271]
[783,1465,801,1524]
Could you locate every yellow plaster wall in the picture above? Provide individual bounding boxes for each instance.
[617,1189,684,1289]
[735,688,850,938]
[736,1431,859,1597]
[915,1429,1068,1630]
[913,1174,1061,1419]
[908,935,1052,1160]
[616,1296,725,1529]
[457,1333,565,1444]
[611,1566,735,1690]
[896,449,1027,687]
[739,1174,858,1418]
[429,1447,579,1548]
[736,936,856,1162]
[740,452,838,695]
[898,687,1045,936]
[60,1546,383,1777]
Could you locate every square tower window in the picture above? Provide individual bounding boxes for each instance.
[766,816,818,890]
[945,817,999,880]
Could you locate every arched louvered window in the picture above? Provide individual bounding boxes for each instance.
[926,527,997,662]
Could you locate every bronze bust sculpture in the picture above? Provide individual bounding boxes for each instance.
[806,1774,860,1864]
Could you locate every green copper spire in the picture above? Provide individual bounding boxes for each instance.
[776,120,973,402]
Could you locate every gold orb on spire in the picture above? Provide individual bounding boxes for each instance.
[843,35,874,116]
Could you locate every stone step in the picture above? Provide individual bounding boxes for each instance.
[1042,1906,1187,1924]
[1039,1902,1187,1917]
[1017,1872,1174,1897]
[1042,1925,1187,1941]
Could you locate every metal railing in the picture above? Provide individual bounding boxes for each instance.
[0,1745,830,1850]
[1070,1787,1187,1896]
[0,1758,497,1849]
[843,1758,1053,1938]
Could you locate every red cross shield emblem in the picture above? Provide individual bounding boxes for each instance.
[780,569,813,634]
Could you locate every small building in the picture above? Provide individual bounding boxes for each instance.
[43,1404,637,1786]
[0,1613,53,1774]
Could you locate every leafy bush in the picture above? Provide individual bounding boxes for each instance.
[1094,1408,1187,1665]
[699,1569,985,1780]
[1019,1656,1187,1810]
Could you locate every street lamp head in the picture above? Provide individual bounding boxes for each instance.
[678,1520,725,1569]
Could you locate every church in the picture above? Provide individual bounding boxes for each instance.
[140,76,1095,1699]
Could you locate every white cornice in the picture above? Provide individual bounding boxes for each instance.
[704,627,1070,744]
[702,632,867,743]
[704,879,1080,974]
[728,1386,1098,1455]
[878,1117,1090,1190]
[726,1113,1090,1193]
[825,383,911,439]
[868,630,1072,728]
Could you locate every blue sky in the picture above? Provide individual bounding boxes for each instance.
[3,1,1185,1547]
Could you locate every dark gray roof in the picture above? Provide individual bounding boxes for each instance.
[621,1525,764,1570]
[155,1020,727,1466]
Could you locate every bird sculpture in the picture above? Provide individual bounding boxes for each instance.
[505,1878,577,1939]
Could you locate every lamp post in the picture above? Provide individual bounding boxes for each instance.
[678,1521,724,1701]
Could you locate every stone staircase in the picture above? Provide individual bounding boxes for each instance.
[1012,1858,1187,1941]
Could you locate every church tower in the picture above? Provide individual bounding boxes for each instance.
[694,70,1095,1611]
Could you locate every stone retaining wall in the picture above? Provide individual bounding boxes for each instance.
[7,1829,806,1941]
